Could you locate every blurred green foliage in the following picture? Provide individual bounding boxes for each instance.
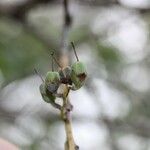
[0,19,51,86]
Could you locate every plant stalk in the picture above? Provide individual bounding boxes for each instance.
[61,86,76,150]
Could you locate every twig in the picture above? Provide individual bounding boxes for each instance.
[60,0,72,54]
[61,86,76,150]
[59,0,77,150]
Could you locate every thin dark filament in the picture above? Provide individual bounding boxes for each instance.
[34,68,44,83]
[71,42,79,61]
[50,51,66,78]
[52,56,54,71]
[50,52,62,68]
[34,69,49,90]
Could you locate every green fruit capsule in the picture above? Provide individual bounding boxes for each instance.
[71,61,87,90]
[34,68,61,109]
[50,52,72,85]
[70,42,87,90]
[45,71,60,94]
[40,83,56,103]
[40,83,61,109]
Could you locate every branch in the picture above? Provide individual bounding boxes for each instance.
[58,0,77,150]
[61,87,76,150]
[60,0,72,55]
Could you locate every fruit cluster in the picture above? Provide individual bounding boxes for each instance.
[35,42,87,109]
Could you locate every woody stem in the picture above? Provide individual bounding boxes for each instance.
[61,92,76,150]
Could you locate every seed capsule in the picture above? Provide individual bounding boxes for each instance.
[51,52,72,85]
[40,83,61,109]
[34,68,57,101]
[40,83,56,103]
[45,71,60,93]
[70,42,87,90]
[71,61,87,90]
